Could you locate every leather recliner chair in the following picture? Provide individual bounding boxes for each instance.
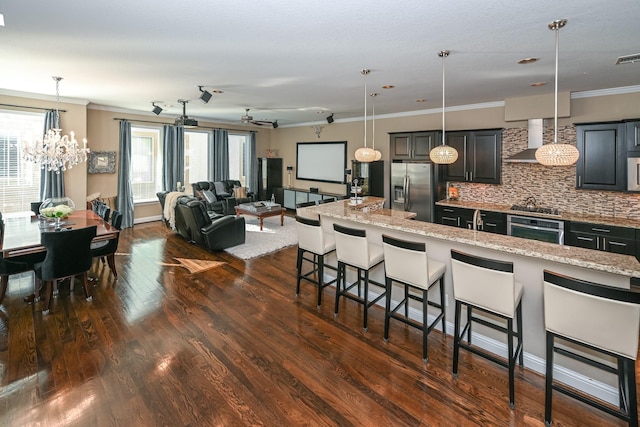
[174,196,245,251]
[191,180,255,215]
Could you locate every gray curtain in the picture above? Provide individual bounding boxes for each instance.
[162,125,185,191]
[39,110,65,200]
[212,128,229,181]
[246,132,258,193]
[117,120,135,229]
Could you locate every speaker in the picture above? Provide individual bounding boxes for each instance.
[326,114,334,124]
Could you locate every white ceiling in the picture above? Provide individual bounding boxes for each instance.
[1,0,639,127]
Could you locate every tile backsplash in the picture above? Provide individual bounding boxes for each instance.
[451,126,640,220]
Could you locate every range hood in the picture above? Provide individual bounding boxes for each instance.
[504,119,543,163]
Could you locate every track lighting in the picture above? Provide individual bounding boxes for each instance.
[198,85,212,104]
[326,114,334,124]
[151,102,163,115]
[272,120,279,129]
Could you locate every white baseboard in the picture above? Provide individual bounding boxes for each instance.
[134,215,162,224]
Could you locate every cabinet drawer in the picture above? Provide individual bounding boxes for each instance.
[569,222,632,238]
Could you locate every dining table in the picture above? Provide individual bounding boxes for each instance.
[1,210,119,258]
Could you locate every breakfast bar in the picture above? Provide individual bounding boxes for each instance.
[300,197,640,405]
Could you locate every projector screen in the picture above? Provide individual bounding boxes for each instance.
[296,141,347,184]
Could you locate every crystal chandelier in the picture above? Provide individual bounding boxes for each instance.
[23,76,90,173]
[354,69,376,162]
[429,50,459,165]
[535,19,579,166]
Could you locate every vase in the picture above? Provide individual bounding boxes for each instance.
[39,197,75,228]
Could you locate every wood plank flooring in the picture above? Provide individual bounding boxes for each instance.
[0,220,633,426]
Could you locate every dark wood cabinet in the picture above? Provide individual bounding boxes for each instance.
[443,129,502,184]
[627,120,640,153]
[257,158,283,201]
[575,122,625,191]
[567,221,636,256]
[479,211,507,235]
[435,205,506,234]
[390,132,435,160]
[352,160,384,197]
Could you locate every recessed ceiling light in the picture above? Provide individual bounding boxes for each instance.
[0,13,5,27]
[212,90,224,94]
[382,85,395,89]
[530,82,547,87]
[518,57,539,64]
[416,98,427,103]
[163,104,173,108]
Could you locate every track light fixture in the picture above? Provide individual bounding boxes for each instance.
[151,102,163,115]
[326,114,334,124]
[198,85,212,104]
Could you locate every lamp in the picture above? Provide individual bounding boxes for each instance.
[326,114,334,124]
[370,92,382,161]
[429,50,459,165]
[354,69,376,162]
[198,85,212,103]
[151,102,163,115]
[286,166,293,189]
[535,19,579,166]
[22,76,90,173]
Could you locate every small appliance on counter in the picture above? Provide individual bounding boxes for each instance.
[447,183,459,201]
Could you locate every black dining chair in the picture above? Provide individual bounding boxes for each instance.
[91,211,122,278]
[0,213,45,306]
[34,225,97,314]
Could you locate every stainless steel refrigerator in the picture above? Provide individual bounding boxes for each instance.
[390,162,433,222]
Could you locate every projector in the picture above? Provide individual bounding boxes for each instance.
[175,116,198,127]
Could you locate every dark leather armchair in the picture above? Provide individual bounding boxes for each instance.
[174,196,245,251]
[191,180,255,215]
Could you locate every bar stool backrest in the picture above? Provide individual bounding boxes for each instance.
[451,249,515,318]
[296,215,333,255]
[544,270,640,360]
[382,234,429,288]
[333,223,370,269]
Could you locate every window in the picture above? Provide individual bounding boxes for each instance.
[228,133,249,187]
[184,130,209,185]
[131,127,162,203]
[0,110,43,214]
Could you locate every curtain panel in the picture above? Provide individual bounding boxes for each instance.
[39,110,65,200]
[212,128,229,181]
[162,125,185,191]
[117,120,135,229]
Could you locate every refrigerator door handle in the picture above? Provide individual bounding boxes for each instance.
[404,174,410,211]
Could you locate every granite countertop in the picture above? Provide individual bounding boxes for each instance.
[310,198,640,278]
[436,199,640,229]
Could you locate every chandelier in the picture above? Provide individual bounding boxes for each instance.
[430,50,459,164]
[535,19,579,166]
[23,76,90,173]
[354,69,377,162]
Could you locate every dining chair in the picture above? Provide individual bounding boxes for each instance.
[91,211,122,278]
[34,225,97,314]
[0,213,45,306]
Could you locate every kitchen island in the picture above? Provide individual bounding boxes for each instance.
[300,197,640,405]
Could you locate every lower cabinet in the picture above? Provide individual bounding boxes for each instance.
[282,188,343,209]
[567,222,636,256]
[479,211,507,235]
[435,205,507,234]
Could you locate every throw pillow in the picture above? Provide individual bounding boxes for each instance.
[202,190,216,203]
[194,189,204,200]
[233,187,247,199]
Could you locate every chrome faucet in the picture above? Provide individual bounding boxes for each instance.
[472,209,483,231]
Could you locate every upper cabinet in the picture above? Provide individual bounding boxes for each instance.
[575,122,625,191]
[443,129,502,184]
[627,120,640,154]
[390,132,435,160]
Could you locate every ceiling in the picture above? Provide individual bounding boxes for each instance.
[1,0,639,127]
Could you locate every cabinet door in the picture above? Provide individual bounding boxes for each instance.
[469,130,501,184]
[576,123,625,191]
[443,133,468,182]
[627,121,640,153]
[603,237,636,256]
[568,232,599,250]
[283,189,296,209]
[413,132,435,159]
[391,134,412,159]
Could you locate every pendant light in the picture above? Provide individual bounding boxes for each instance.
[354,69,376,163]
[429,50,459,164]
[371,92,382,161]
[535,19,579,166]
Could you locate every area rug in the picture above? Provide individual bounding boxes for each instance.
[224,215,298,260]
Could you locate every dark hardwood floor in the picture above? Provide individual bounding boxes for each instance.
[0,221,632,426]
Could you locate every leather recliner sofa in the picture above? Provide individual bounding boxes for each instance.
[174,196,246,251]
[191,180,255,215]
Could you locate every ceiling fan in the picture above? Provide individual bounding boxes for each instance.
[240,108,278,127]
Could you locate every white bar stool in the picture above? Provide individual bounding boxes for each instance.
[333,223,385,331]
[295,215,336,308]
[543,270,640,427]
[450,249,524,408]
[381,234,446,363]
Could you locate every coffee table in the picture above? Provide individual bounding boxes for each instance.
[235,203,285,231]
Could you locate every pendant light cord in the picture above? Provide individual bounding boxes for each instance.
[553,24,559,144]
[440,51,449,146]
[53,76,62,129]
[363,70,368,148]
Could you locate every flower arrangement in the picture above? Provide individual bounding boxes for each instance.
[40,204,73,219]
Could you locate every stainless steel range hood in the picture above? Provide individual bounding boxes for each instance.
[504,119,543,163]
